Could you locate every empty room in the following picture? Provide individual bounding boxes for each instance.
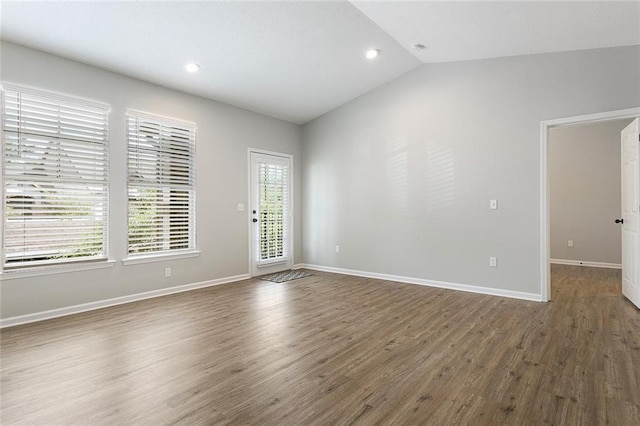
[1,1,639,425]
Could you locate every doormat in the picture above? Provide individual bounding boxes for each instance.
[258,270,314,283]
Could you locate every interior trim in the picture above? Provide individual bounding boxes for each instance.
[0,273,250,328]
[539,107,640,302]
[550,259,622,269]
[0,260,116,281]
[297,263,543,302]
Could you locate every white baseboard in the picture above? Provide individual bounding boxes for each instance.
[2,262,548,328]
[297,263,543,302]
[550,259,622,269]
[0,273,251,328]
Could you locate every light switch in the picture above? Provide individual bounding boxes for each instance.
[237,203,245,212]
[489,199,498,210]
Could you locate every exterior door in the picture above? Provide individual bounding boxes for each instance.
[621,118,640,308]
[249,151,292,277]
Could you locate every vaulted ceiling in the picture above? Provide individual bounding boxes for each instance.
[2,1,638,124]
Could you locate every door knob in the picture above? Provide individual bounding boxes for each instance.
[615,218,624,224]
[252,218,258,223]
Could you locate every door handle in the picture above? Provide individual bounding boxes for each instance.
[615,218,624,224]
[252,218,258,223]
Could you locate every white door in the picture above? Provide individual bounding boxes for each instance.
[249,151,292,277]
[621,118,640,308]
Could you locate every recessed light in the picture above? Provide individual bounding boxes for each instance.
[365,49,380,59]
[185,63,201,73]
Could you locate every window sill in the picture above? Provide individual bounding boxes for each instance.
[122,250,201,266]
[0,260,116,281]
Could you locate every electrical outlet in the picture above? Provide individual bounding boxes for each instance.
[335,245,340,254]
[165,267,172,278]
[489,257,497,267]
[568,240,574,248]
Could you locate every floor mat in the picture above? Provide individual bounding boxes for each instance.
[258,270,314,283]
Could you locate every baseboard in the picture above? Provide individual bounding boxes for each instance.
[297,263,543,302]
[0,273,251,328]
[550,259,622,269]
[2,262,547,328]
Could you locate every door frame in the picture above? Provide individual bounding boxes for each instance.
[247,148,294,277]
[539,107,640,301]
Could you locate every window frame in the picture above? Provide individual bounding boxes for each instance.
[1,83,111,272]
[123,109,198,264]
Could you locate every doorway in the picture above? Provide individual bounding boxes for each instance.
[248,150,293,277]
[540,108,640,302]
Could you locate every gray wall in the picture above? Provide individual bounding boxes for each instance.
[2,43,639,319]
[0,42,303,319]
[549,119,631,265]
[302,46,640,295]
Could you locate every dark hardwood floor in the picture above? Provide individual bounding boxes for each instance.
[1,265,638,425]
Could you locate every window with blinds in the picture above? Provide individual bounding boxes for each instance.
[127,111,196,256]
[258,162,288,261]
[2,85,110,269]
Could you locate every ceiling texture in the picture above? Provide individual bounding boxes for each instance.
[2,1,639,124]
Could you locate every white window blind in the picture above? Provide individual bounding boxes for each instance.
[2,84,110,269]
[258,162,288,261]
[127,111,196,256]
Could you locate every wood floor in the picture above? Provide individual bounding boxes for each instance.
[1,265,639,425]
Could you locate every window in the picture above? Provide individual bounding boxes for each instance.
[126,110,196,257]
[2,84,110,269]
[258,162,289,261]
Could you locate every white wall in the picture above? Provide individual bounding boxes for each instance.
[302,46,640,296]
[0,42,303,319]
[549,119,631,265]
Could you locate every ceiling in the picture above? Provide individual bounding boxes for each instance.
[1,1,638,125]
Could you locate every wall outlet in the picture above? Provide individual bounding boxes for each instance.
[567,240,574,248]
[165,267,172,278]
[489,257,497,267]
[489,199,498,210]
[335,245,340,254]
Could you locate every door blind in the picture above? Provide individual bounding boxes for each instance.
[258,162,289,261]
[127,111,196,255]
[2,85,110,269]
